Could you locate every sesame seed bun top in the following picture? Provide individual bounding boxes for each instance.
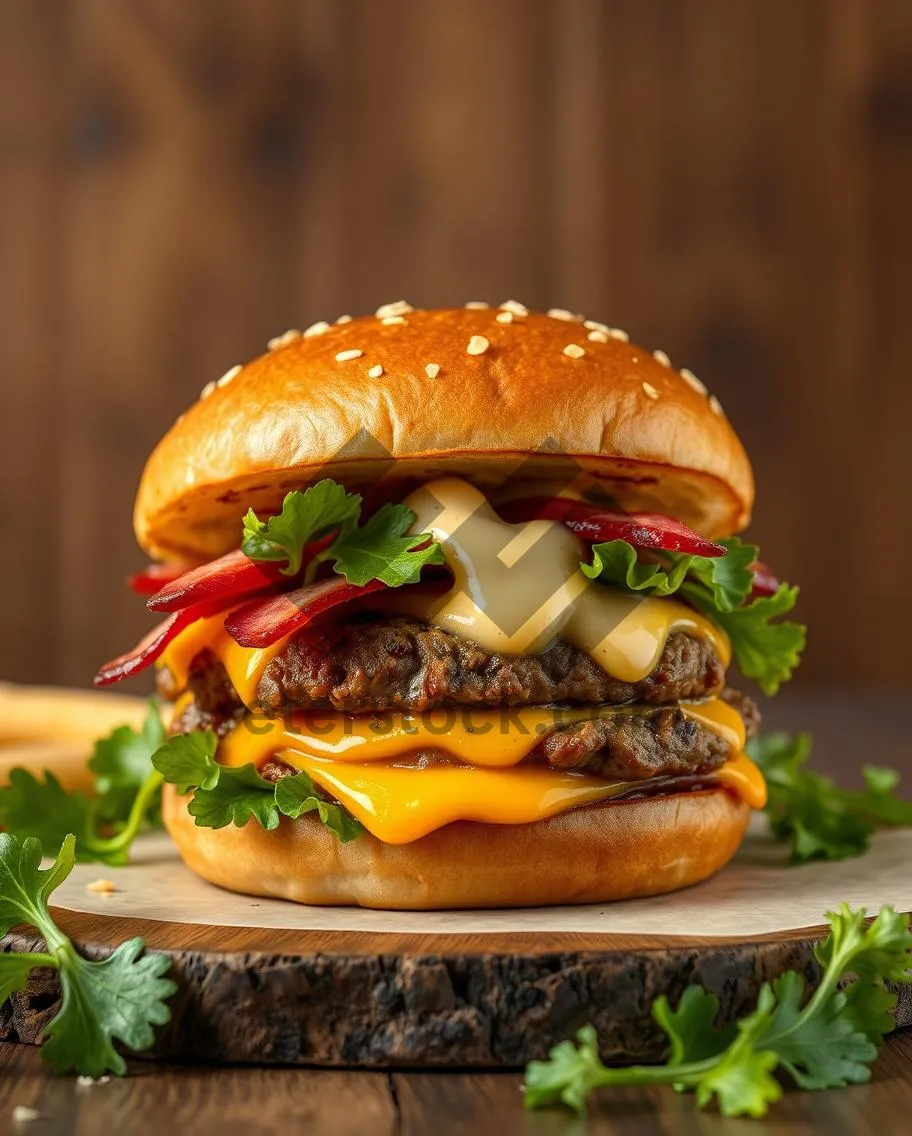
[134,303,754,562]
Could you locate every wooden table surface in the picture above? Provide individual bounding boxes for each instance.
[2,692,912,1134]
[3,1035,912,1136]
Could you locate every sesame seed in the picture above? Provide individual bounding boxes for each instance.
[303,321,331,338]
[12,1107,40,1124]
[464,301,489,309]
[563,343,585,359]
[642,381,660,400]
[381,315,406,326]
[467,335,490,356]
[267,329,302,351]
[425,363,441,378]
[375,300,413,319]
[368,364,384,379]
[680,368,708,395]
[217,364,242,388]
[335,314,353,325]
[608,328,629,342]
[495,311,514,324]
[87,879,117,894]
[547,307,579,322]
[652,349,671,367]
[335,349,363,362]
[500,299,528,316]
[709,394,724,416]
[584,320,611,334]
[587,330,608,343]
[200,381,216,399]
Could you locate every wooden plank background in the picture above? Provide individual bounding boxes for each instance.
[1,0,910,691]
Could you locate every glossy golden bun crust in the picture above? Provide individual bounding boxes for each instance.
[162,783,750,910]
[136,306,754,561]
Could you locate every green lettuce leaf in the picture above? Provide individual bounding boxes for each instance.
[582,532,805,695]
[151,729,219,794]
[580,540,693,595]
[88,698,166,825]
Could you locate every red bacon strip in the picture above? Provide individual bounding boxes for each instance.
[500,497,726,558]
[146,548,286,613]
[749,561,781,598]
[129,562,193,596]
[224,576,389,649]
[145,534,339,613]
[93,601,223,687]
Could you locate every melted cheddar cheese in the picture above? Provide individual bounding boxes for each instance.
[216,728,766,844]
[280,753,767,844]
[210,699,765,843]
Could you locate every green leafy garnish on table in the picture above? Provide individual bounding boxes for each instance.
[0,832,175,1076]
[748,731,912,862]
[0,701,166,865]
[88,704,166,825]
[582,535,805,694]
[524,904,912,1119]
[242,478,443,584]
[151,729,363,842]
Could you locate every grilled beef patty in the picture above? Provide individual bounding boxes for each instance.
[253,618,726,714]
[163,662,757,787]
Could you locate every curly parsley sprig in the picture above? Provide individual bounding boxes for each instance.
[748,731,912,862]
[241,479,444,586]
[582,536,805,694]
[0,833,176,1076]
[151,729,363,842]
[0,701,166,865]
[524,904,912,1119]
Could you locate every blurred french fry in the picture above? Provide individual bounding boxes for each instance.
[0,683,151,791]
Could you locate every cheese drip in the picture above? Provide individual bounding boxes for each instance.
[283,754,767,843]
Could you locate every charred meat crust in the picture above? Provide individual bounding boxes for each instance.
[254,618,726,715]
[165,648,245,738]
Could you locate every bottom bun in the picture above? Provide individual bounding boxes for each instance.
[162,784,750,910]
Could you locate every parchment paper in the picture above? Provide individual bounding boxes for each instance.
[49,816,912,938]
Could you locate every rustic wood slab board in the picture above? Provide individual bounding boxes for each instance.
[3,828,911,1069]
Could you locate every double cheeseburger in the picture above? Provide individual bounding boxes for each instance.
[97,302,804,909]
